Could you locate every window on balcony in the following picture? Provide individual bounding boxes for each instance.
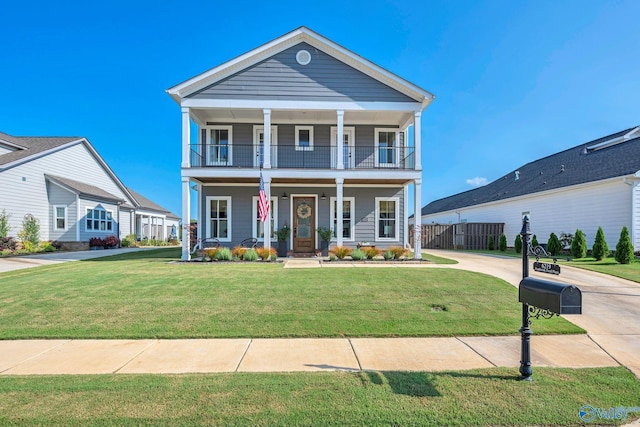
[375,197,399,240]
[205,126,232,166]
[252,196,278,241]
[375,128,398,167]
[206,196,231,241]
[253,125,278,168]
[295,126,314,151]
[330,127,355,168]
[330,197,355,241]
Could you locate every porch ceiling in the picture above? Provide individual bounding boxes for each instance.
[194,177,412,186]
[191,108,412,127]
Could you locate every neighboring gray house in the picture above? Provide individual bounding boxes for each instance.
[167,27,435,260]
[0,131,179,246]
[417,127,640,251]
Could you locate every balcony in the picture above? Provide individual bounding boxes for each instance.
[189,144,415,170]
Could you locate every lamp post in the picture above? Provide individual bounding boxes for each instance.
[519,215,533,381]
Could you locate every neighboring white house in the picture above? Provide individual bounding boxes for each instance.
[167,27,435,260]
[417,127,640,251]
[0,131,179,246]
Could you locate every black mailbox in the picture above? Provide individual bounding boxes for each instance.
[519,277,582,315]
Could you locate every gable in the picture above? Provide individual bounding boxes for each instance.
[188,42,417,103]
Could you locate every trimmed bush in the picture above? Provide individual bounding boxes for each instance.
[498,233,507,252]
[17,214,40,246]
[40,241,56,252]
[364,246,380,260]
[203,248,218,260]
[121,234,138,248]
[514,234,522,254]
[592,227,609,261]
[388,246,408,259]
[350,249,366,260]
[104,235,120,248]
[531,234,539,248]
[231,246,247,260]
[487,235,495,250]
[242,249,259,261]
[89,237,105,247]
[256,247,277,261]
[615,226,634,264]
[0,209,10,238]
[547,233,562,257]
[329,246,352,260]
[571,229,587,259]
[215,247,232,261]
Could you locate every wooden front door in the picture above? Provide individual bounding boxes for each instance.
[293,197,315,253]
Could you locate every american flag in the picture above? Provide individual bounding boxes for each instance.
[258,172,270,223]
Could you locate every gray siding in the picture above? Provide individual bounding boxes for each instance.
[190,42,417,103]
[46,181,78,241]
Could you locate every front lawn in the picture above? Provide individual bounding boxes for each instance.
[0,368,637,426]
[560,257,640,283]
[0,248,582,339]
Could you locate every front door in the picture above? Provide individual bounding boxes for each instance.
[293,197,315,253]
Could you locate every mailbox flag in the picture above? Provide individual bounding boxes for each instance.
[258,172,269,223]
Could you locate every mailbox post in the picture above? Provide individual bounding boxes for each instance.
[518,216,582,381]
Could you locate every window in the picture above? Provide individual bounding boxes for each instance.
[206,196,231,241]
[253,125,278,167]
[375,197,399,240]
[252,196,278,241]
[204,125,232,166]
[330,127,355,168]
[295,126,314,151]
[54,206,67,230]
[375,128,398,167]
[86,207,113,232]
[330,197,355,241]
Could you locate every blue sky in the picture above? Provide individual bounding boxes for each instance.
[2,0,638,216]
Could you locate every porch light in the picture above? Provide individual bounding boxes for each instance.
[282,192,288,200]
[321,193,327,200]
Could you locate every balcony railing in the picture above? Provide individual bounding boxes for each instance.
[189,144,415,170]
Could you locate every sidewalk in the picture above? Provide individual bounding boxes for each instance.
[0,335,619,375]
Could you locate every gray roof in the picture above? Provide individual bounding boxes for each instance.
[46,175,125,204]
[127,188,180,219]
[0,131,83,167]
[421,127,640,216]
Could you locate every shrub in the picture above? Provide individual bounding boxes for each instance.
[383,251,394,260]
[498,233,507,252]
[103,235,120,248]
[0,209,10,238]
[89,237,105,247]
[615,226,634,264]
[514,234,522,254]
[531,234,539,248]
[487,235,494,250]
[547,233,562,257]
[591,227,609,261]
[121,234,138,248]
[388,246,408,259]
[40,241,56,252]
[22,240,37,253]
[203,248,218,260]
[17,214,40,246]
[330,246,351,260]
[231,246,247,260]
[242,249,259,261]
[0,236,17,251]
[571,229,587,259]
[215,247,232,261]
[350,249,366,260]
[364,246,380,260]
[256,247,273,260]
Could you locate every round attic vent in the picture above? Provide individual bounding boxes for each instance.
[296,49,311,65]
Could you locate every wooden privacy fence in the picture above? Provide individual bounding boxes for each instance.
[410,223,505,250]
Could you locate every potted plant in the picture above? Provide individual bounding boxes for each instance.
[317,226,333,256]
[276,224,290,257]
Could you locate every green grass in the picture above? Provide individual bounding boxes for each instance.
[559,257,640,283]
[0,248,581,339]
[0,368,637,426]
[421,251,459,264]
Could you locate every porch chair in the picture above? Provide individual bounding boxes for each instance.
[240,237,258,249]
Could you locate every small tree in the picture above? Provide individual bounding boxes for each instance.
[17,214,40,247]
[531,234,539,248]
[615,226,634,264]
[591,227,609,261]
[571,229,587,259]
[547,233,561,257]
[514,234,522,254]
[498,233,507,252]
[0,209,10,238]
[487,235,494,250]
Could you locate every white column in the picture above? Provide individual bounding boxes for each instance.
[336,110,344,169]
[264,175,272,253]
[336,178,344,246]
[414,111,422,170]
[263,109,271,169]
[196,183,202,243]
[181,177,191,260]
[148,216,152,239]
[181,107,191,168]
[161,217,165,241]
[414,178,422,259]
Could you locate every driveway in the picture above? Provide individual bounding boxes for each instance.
[427,250,640,377]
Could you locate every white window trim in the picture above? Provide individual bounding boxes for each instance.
[53,205,68,231]
[374,128,399,168]
[86,207,114,233]
[375,197,400,242]
[204,125,233,166]
[330,126,355,168]
[295,125,314,151]
[330,197,355,242]
[252,196,278,242]
[206,196,232,242]
[253,125,278,168]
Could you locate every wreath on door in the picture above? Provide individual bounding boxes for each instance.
[297,203,312,219]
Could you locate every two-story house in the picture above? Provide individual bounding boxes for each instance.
[167,27,434,260]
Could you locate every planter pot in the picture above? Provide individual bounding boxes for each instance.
[278,241,288,257]
[320,241,329,256]
[90,246,103,250]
